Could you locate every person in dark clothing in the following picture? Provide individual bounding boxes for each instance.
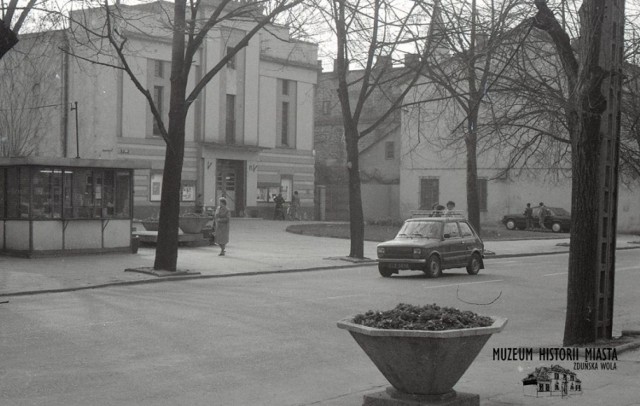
[290,191,301,220]
[273,193,286,220]
[524,203,533,230]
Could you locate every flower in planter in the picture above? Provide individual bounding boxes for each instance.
[352,303,493,331]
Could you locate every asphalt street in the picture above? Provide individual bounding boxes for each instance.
[1,250,639,405]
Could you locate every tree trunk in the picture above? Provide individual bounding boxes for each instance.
[153,0,188,272]
[465,110,481,235]
[0,20,19,60]
[345,125,365,258]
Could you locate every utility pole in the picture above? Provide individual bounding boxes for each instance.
[574,0,624,341]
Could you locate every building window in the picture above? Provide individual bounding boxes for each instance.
[150,173,195,203]
[226,46,236,69]
[226,94,236,144]
[2,167,130,220]
[153,86,164,135]
[419,178,439,210]
[281,101,289,146]
[277,79,296,148]
[385,141,395,159]
[6,167,30,218]
[257,184,280,202]
[154,60,164,78]
[477,178,488,212]
[0,169,4,218]
[280,175,293,201]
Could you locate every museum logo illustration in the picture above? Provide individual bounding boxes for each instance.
[522,365,582,398]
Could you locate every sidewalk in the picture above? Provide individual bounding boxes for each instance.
[1,219,638,297]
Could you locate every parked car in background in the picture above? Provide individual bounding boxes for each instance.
[376,217,484,278]
[501,207,571,233]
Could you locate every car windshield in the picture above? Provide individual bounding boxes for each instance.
[396,221,441,239]
[549,207,570,216]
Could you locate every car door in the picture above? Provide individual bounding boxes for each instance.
[458,221,479,262]
[441,221,464,267]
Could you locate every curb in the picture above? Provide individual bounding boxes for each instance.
[1,245,637,298]
[0,262,371,298]
[487,245,640,260]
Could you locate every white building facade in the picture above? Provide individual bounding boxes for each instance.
[400,84,640,233]
[8,1,319,219]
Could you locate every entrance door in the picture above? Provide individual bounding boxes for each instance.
[216,159,245,216]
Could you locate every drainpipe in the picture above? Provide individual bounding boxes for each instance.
[61,33,70,158]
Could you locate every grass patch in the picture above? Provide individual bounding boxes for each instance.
[287,222,569,242]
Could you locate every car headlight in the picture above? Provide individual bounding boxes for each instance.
[413,248,422,258]
[377,247,385,257]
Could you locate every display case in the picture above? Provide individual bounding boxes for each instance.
[0,157,148,257]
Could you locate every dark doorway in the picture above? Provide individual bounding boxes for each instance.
[216,159,245,216]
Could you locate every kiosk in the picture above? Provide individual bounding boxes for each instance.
[0,157,149,257]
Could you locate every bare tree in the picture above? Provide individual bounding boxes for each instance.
[482,12,639,182]
[0,34,61,156]
[1,0,54,59]
[321,0,438,258]
[403,0,528,234]
[66,0,305,271]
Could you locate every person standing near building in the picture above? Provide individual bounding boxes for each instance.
[290,191,301,220]
[273,193,285,220]
[214,197,230,256]
[538,202,548,230]
[524,203,533,230]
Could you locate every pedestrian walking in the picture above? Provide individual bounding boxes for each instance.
[273,193,285,220]
[538,202,548,230]
[290,191,300,220]
[214,197,230,256]
[524,203,533,230]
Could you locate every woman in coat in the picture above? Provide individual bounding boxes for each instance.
[214,197,230,256]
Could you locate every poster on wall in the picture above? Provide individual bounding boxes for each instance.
[181,181,196,202]
[150,173,162,202]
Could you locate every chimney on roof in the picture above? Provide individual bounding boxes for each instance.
[375,55,393,70]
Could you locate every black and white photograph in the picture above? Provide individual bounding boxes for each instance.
[1,0,640,404]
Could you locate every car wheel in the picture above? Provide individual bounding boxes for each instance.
[424,255,442,278]
[378,264,393,278]
[505,219,516,230]
[551,222,562,233]
[466,253,482,275]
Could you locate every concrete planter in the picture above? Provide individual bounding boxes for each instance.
[337,316,507,397]
[178,216,210,234]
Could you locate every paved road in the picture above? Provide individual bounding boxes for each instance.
[1,250,639,405]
